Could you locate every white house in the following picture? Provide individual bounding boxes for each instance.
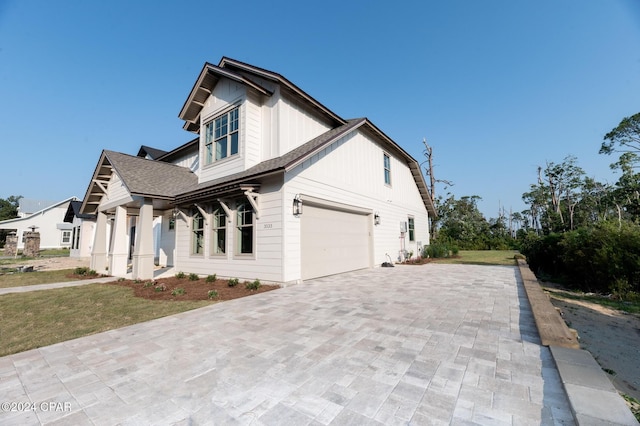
[62,200,97,258]
[0,197,78,250]
[80,57,436,282]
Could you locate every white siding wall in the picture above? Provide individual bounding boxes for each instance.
[173,175,284,282]
[170,151,200,174]
[1,202,74,250]
[198,80,247,183]
[276,94,332,156]
[282,130,430,282]
[100,172,133,211]
[158,211,175,267]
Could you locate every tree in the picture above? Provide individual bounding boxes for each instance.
[600,112,640,155]
[0,195,22,247]
[422,138,453,240]
[436,195,491,249]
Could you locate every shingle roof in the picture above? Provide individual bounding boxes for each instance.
[137,145,168,160]
[104,151,198,199]
[176,119,366,203]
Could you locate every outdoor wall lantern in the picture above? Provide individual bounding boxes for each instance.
[293,195,303,216]
[374,212,381,225]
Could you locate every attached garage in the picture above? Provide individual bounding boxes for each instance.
[300,197,373,280]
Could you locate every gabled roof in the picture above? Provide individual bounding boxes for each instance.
[64,200,96,222]
[0,197,77,227]
[18,198,58,215]
[137,145,168,160]
[179,57,346,133]
[173,118,437,216]
[80,150,198,215]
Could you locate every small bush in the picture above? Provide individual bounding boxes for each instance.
[228,278,239,287]
[143,281,154,288]
[74,266,90,275]
[246,279,261,290]
[206,274,217,283]
[207,290,219,299]
[171,288,185,296]
[423,243,458,259]
[188,273,199,281]
[154,284,167,292]
[175,271,186,279]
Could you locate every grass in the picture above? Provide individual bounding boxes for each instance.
[431,250,520,266]
[546,289,640,315]
[0,249,70,265]
[0,269,94,289]
[0,284,213,357]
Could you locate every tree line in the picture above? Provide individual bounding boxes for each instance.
[427,112,640,298]
[0,195,22,248]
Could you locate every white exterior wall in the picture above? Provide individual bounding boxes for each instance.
[100,173,133,211]
[198,80,247,183]
[275,93,332,156]
[173,175,284,282]
[170,150,200,174]
[282,129,430,282]
[70,217,95,258]
[0,202,75,250]
[158,211,175,267]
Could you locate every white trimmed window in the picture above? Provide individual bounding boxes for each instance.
[211,202,226,255]
[408,217,415,242]
[192,209,204,255]
[383,153,391,185]
[205,107,239,164]
[61,230,71,245]
[236,201,254,255]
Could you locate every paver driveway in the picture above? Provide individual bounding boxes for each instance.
[0,264,574,425]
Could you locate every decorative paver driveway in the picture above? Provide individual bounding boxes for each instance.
[0,264,574,425]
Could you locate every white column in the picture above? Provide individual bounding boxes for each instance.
[90,211,108,273]
[108,205,129,277]
[132,198,154,280]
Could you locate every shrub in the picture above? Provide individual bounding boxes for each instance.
[74,266,89,275]
[143,281,154,288]
[154,284,167,292]
[175,271,186,279]
[206,274,217,283]
[228,278,239,287]
[171,288,185,296]
[207,290,219,299]
[423,242,458,259]
[246,279,261,290]
[188,273,199,281]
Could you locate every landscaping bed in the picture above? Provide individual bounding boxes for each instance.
[110,275,279,301]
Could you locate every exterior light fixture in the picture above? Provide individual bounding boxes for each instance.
[374,212,381,225]
[172,206,180,218]
[293,195,303,216]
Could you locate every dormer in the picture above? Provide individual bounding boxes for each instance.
[178,58,347,185]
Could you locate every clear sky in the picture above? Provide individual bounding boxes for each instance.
[1,0,639,219]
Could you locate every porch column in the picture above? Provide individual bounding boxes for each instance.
[132,198,154,280]
[108,205,128,277]
[91,211,108,273]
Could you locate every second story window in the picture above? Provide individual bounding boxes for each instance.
[205,107,239,164]
[383,153,391,185]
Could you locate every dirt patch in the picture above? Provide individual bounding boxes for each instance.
[110,276,279,302]
[2,256,91,272]
[545,284,640,403]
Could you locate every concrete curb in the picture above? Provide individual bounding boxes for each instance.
[516,259,639,425]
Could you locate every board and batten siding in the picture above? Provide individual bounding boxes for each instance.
[173,175,284,282]
[282,129,430,282]
[275,93,333,157]
[198,80,247,183]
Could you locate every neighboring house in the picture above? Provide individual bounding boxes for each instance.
[63,200,97,258]
[0,197,78,250]
[80,57,436,282]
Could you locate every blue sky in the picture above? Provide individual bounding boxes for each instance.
[1,0,639,219]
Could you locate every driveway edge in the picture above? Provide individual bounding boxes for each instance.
[516,259,639,425]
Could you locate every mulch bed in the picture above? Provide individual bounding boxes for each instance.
[108,276,279,301]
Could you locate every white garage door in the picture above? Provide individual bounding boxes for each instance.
[301,204,371,280]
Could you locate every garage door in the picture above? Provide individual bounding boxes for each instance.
[301,204,371,280]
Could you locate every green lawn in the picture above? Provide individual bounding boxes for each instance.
[0,284,213,357]
[432,250,520,266]
[0,269,92,289]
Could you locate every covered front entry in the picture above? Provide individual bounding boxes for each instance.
[300,199,372,280]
